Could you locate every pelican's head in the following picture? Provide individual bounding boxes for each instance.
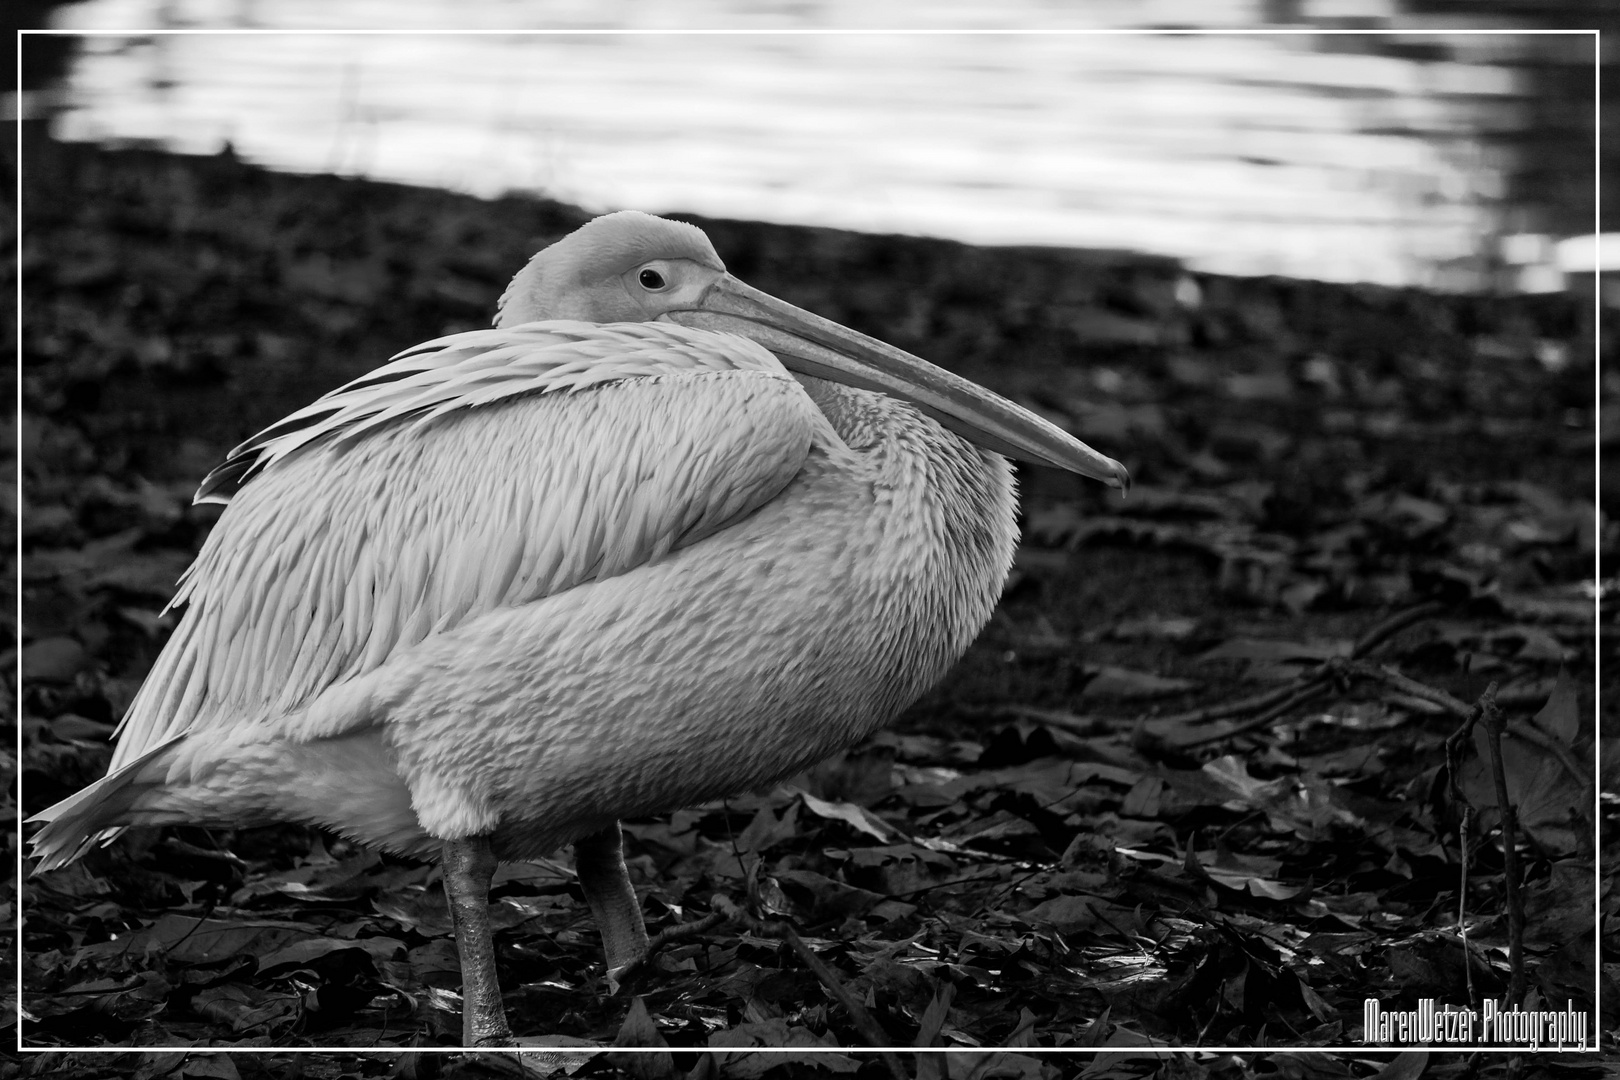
[498,211,1128,489]
[498,211,728,325]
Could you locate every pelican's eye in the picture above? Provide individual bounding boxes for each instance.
[638,267,667,290]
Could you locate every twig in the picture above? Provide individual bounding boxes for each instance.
[1442,699,1481,1011]
[1455,802,1476,1008]
[1166,680,1329,749]
[1329,659,1471,718]
[1504,718,1591,787]
[959,703,1105,735]
[712,895,907,1080]
[609,911,731,985]
[1147,674,1327,728]
[1148,601,1445,731]
[1476,686,1527,1008]
[159,837,250,866]
[1350,601,1445,659]
[895,868,1012,899]
[779,925,903,1072]
[609,913,735,990]
[646,911,728,952]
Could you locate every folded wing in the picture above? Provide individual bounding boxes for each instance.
[30,321,825,866]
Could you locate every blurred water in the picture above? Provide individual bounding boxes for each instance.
[36,1,1602,290]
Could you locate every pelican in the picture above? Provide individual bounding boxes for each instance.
[28,211,1127,1046]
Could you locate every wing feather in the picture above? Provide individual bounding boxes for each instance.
[106,321,822,771]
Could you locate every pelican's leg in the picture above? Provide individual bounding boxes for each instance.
[574,822,649,977]
[442,836,512,1047]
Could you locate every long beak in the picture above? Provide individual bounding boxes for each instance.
[664,275,1129,489]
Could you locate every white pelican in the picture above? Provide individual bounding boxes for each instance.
[29,211,1127,1046]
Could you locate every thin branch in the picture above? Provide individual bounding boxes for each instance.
[711,895,908,1080]
[1456,803,1476,1009]
[1477,686,1527,1008]
[1146,601,1445,732]
[1443,699,1483,1012]
[646,911,729,953]
[1351,601,1445,659]
[607,910,733,988]
[1329,659,1471,718]
[959,703,1105,735]
[1146,674,1327,728]
[159,837,250,866]
[1504,718,1591,787]
[1166,680,1330,749]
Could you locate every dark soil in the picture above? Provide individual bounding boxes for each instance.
[14,132,1605,1078]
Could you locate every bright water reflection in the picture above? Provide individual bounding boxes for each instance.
[44,3,1596,289]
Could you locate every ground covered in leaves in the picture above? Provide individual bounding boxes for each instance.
[16,135,1604,1075]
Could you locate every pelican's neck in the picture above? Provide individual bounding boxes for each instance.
[793,375,887,451]
[798,374,1020,703]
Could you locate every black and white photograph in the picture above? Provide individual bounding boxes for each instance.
[11,4,1609,1078]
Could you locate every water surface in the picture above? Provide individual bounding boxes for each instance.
[42,3,1599,288]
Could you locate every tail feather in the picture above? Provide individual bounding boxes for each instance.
[27,735,187,873]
